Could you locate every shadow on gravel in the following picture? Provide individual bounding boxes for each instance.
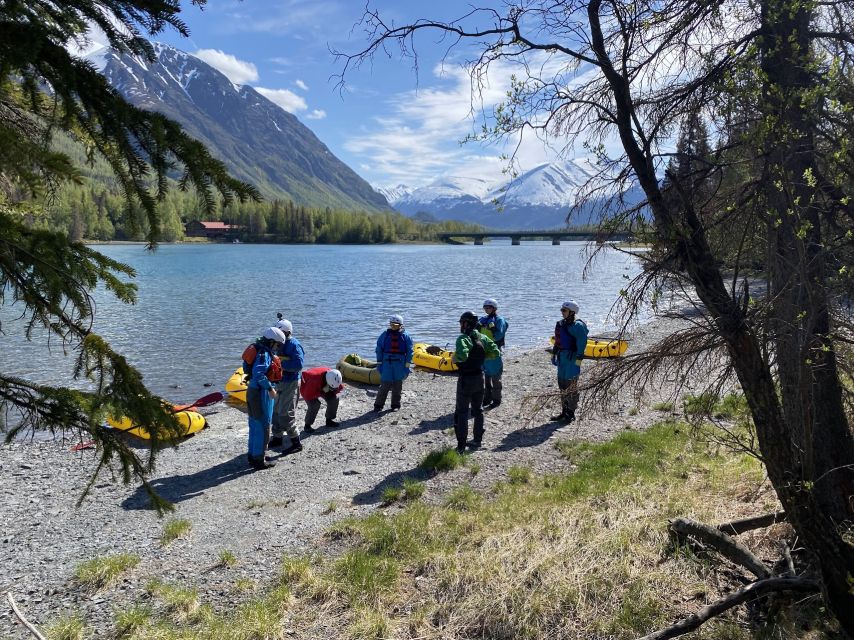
[494,420,565,452]
[121,454,253,510]
[408,412,454,435]
[350,465,433,506]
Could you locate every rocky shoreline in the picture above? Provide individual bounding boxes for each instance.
[1,311,710,638]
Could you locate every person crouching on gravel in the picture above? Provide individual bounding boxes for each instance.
[300,367,344,432]
[452,311,500,453]
[373,314,414,412]
[245,327,286,470]
[551,299,588,423]
[268,318,305,455]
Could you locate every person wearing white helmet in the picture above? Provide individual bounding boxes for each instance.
[478,298,509,409]
[551,299,588,422]
[268,317,305,454]
[243,327,287,470]
[299,366,345,431]
[373,314,414,412]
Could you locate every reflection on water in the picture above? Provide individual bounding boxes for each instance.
[0,241,642,401]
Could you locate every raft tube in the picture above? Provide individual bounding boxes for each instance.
[107,409,206,440]
[225,367,248,402]
[413,343,458,372]
[549,336,629,358]
[337,353,382,385]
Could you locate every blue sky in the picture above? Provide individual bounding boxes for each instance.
[149,0,585,190]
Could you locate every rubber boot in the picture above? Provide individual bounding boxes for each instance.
[249,456,276,470]
[284,437,303,454]
[268,436,284,449]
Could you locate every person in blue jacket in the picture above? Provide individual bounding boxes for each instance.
[268,318,306,454]
[373,314,414,412]
[478,297,508,409]
[246,327,286,470]
[551,299,588,423]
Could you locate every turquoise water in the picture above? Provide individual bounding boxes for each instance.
[1,241,642,401]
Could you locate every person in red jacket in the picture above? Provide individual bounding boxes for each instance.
[300,367,344,432]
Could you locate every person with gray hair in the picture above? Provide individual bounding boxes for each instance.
[551,299,588,423]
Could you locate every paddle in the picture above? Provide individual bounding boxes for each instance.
[171,391,225,412]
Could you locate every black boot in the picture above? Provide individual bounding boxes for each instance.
[283,438,303,454]
[325,419,340,428]
[249,456,276,470]
[267,436,283,449]
[303,424,316,434]
[550,411,567,421]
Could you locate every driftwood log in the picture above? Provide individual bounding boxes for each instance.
[716,511,787,536]
[669,517,773,579]
[6,592,47,640]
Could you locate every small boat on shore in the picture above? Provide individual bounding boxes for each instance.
[107,408,206,440]
[225,367,248,402]
[413,343,458,372]
[549,336,629,358]
[337,353,382,385]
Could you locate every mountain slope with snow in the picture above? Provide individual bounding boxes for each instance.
[85,42,390,211]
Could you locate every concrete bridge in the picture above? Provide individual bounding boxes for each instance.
[437,230,633,245]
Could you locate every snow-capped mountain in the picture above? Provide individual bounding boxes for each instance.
[382,160,613,228]
[82,41,390,211]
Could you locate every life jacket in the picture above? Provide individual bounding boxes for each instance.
[382,330,405,359]
[458,331,486,375]
[242,342,283,382]
[480,313,507,348]
[555,319,587,357]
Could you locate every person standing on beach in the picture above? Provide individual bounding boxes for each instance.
[373,314,414,412]
[300,367,344,431]
[268,318,305,454]
[478,298,508,409]
[245,327,286,470]
[452,311,500,452]
[551,300,588,423]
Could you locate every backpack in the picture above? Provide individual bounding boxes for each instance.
[242,342,283,383]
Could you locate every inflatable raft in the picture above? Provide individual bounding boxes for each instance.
[337,353,382,385]
[225,367,248,402]
[107,408,206,440]
[413,343,458,372]
[550,336,629,358]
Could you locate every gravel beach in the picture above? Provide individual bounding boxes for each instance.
[1,312,710,638]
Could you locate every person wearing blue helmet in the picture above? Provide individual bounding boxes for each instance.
[268,317,305,455]
[373,314,414,412]
[478,297,508,409]
[551,299,588,423]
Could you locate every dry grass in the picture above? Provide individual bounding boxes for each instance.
[73,552,140,592]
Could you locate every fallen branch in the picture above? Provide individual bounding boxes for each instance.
[716,511,787,536]
[669,517,772,579]
[636,576,820,640]
[6,592,47,640]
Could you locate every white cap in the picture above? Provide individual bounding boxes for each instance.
[276,319,293,334]
[483,298,498,309]
[262,327,287,343]
[388,314,404,325]
[561,300,580,313]
[325,369,343,387]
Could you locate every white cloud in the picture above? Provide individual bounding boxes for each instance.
[193,49,258,84]
[306,109,326,120]
[255,87,308,113]
[295,79,309,91]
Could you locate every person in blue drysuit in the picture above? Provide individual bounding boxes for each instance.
[478,297,508,409]
[373,314,414,412]
[551,299,588,423]
[268,318,306,455]
[246,327,286,470]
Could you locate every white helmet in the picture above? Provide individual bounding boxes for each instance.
[276,319,293,334]
[483,298,498,309]
[561,299,580,313]
[325,369,343,388]
[388,314,404,326]
[263,327,287,343]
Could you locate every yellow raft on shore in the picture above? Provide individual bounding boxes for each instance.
[107,409,206,440]
[413,343,458,372]
[225,367,248,402]
[337,353,382,385]
[550,336,629,358]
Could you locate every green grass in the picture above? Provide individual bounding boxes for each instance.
[323,500,338,514]
[419,447,467,472]
[402,477,425,500]
[113,604,151,638]
[217,549,237,568]
[45,614,85,640]
[73,553,140,591]
[331,549,399,606]
[160,518,192,545]
[652,401,674,412]
[469,463,481,476]
[444,484,482,511]
[381,485,403,505]
[507,465,532,485]
[146,580,200,623]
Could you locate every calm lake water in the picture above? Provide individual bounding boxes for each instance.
[2,241,643,402]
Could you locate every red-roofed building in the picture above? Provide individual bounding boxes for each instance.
[185,220,243,239]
